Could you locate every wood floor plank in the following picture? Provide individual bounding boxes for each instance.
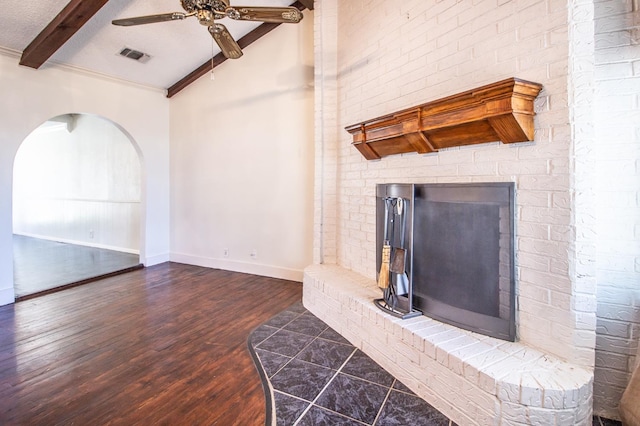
[0,262,302,425]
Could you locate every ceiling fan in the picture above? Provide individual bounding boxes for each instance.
[112,0,303,60]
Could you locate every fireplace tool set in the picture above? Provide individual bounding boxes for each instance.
[375,187,421,319]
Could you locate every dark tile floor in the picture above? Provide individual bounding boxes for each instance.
[250,302,625,426]
[13,234,141,298]
[248,302,455,426]
[593,416,623,426]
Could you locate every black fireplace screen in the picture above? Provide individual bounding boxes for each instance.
[376,183,516,341]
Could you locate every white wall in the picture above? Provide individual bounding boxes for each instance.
[312,0,640,419]
[13,114,141,252]
[169,13,315,281]
[593,0,640,418]
[0,51,171,305]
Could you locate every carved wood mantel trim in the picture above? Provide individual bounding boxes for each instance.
[344,78,543,160]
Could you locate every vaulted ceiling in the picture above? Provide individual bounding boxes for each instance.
[0,0,312,97]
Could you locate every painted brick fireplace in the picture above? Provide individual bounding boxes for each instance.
[303,265,593,424]
[302,0,624,424]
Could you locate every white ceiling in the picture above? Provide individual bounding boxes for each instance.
[0,0,305,90]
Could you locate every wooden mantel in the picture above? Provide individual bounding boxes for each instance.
[345,78,543,160]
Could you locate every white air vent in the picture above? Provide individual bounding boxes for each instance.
[118,47,151,63]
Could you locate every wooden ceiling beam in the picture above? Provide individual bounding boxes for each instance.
[20,0,110,69]
[298,0,314,10]
[166,1,309,98]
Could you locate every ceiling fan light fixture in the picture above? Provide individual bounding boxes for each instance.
[196,9,215,26]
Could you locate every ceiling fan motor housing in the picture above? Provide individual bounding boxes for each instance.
[181,0,230,14]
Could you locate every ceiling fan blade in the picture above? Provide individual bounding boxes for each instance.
[112,12,189,26]
[225,6,303,23]
[209,24,243,59]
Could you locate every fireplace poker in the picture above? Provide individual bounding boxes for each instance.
[384,197,403,310]
[391,197,409,295]
[377,197,392,289]
[390,198,406,275]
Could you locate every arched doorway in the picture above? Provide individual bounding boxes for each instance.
[12,114,143,299]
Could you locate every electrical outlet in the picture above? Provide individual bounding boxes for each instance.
[223,248,229,257]
[89,230,94,239]
[250,249,257,260]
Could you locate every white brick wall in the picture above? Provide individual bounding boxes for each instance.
[315,0,595,361]
[593,0,640,419]
[567,0,598,370]
[313,0,339,265]
[310,0,640,420]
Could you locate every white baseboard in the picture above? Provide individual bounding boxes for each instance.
[143,253,170,266]
[0,287,15,306]
[170,252,303,282]
[14,232,139,254]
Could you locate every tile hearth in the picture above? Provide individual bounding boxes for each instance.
[249,301,622,426]
[249,302,455,425]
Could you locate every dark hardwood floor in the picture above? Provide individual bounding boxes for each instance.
[0,262,302,425]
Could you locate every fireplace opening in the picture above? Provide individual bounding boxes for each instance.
[376,182,516,341]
